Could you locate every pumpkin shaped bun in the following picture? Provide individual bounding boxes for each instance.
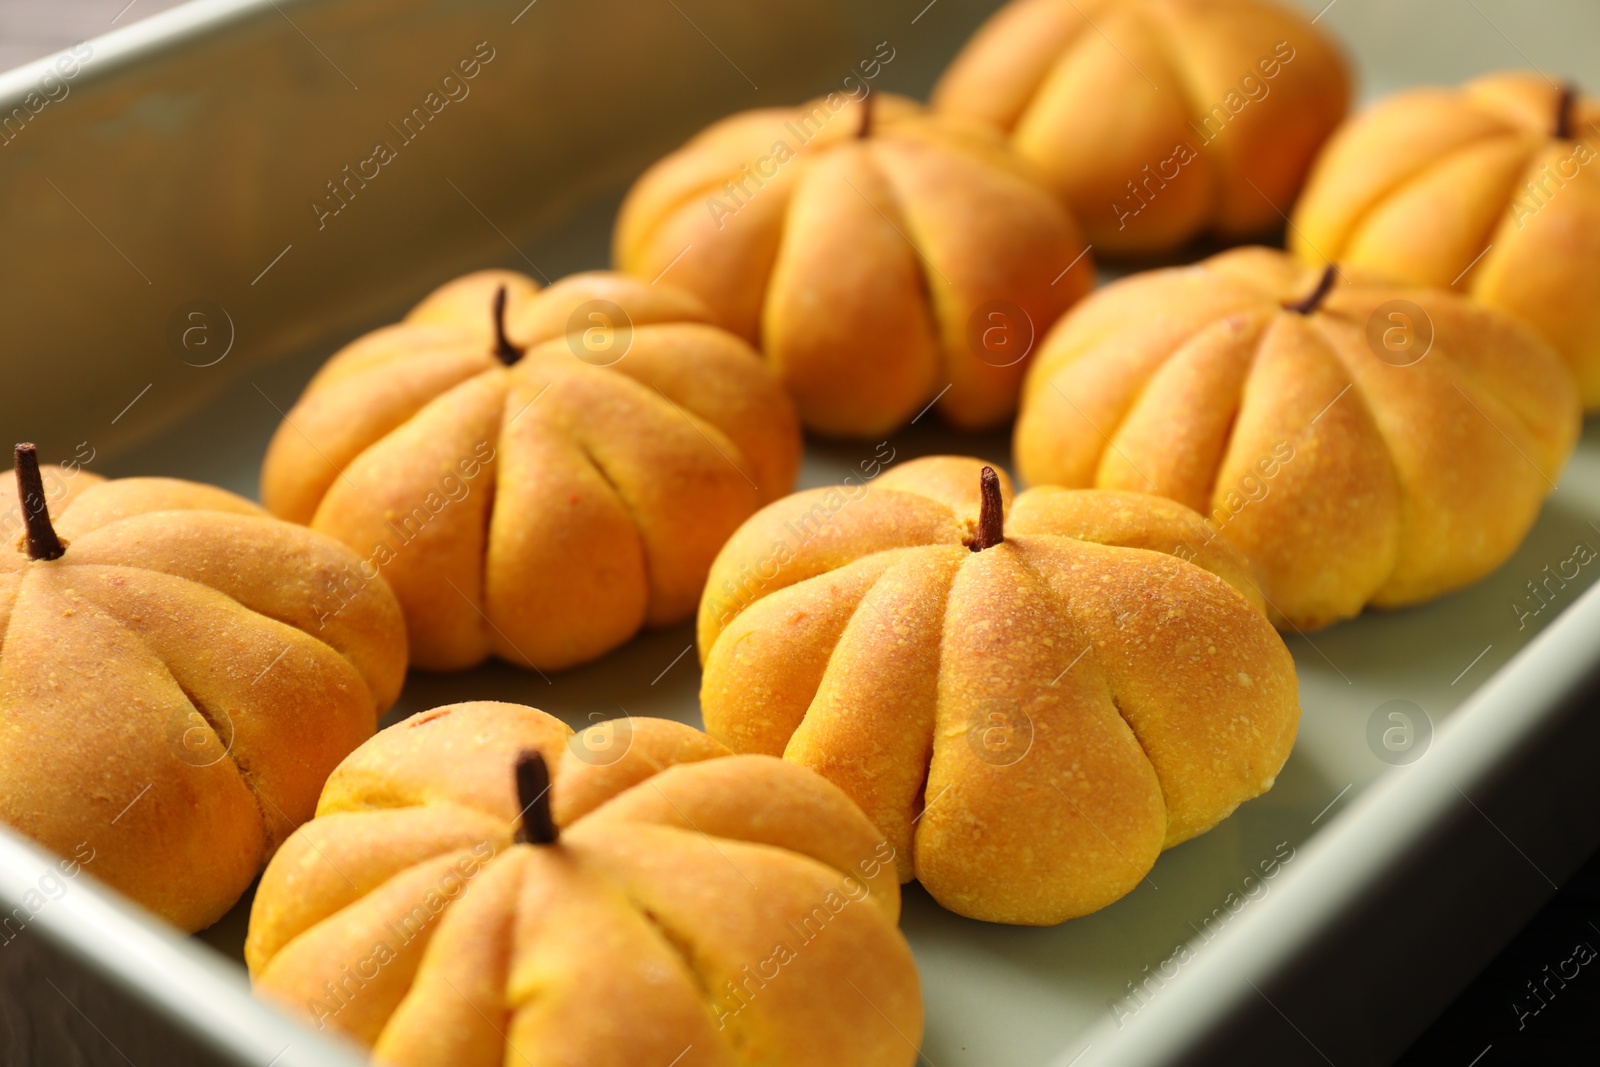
[697,456,1299,925]
[614,92,1094,437]
[0,446,405,933]
[261,269,800,673]
[933,0,1349,256]
[247,702,922,1067]
[1291,72,1600,406]
[1015,247,1581,630]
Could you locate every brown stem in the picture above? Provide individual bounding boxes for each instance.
[513,750,559,846]
[1284,265,1338,316]
[971,466,1004,552]
[1555,83,1576,140]
[14,444,64,562]
[857,92,875,139]
[492,285,522,366]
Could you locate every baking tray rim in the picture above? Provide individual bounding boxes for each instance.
[0,0,275,104]
[3,1,1600,1064]
[1054,573,1600,1065]
[0,825,365,1066]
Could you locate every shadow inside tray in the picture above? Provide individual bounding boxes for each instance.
[384,618,705,732]
[902,746,1338,1064]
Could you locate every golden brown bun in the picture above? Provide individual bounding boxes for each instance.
[933,0,1349,256]
[698,456,1298,925]
[0,464,406,932]
[260,270,801,673]
[1292,71,1600,406]
[614,93,1094,436]
[1015,246,1580,629]
[247,703,921,1067]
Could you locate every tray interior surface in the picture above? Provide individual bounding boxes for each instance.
[142,354,1600,1066]
[8,0,1600,1064]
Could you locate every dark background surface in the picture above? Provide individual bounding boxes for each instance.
[1396,843,1600,1066]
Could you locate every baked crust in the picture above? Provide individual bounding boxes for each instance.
[614,93,1093,436]
[698,456,1299,925]
[934,0,1350,255]
[260,270,801,672]
[247,703,922,1067]
[1015,246,1580,629]
[1292,71,1600,406]
[0,465,406,932]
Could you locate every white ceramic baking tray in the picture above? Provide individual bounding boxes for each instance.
[3,1,1599,1064]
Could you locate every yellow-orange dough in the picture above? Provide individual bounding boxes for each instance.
[698,456,1298,925]
[614,93,1093,437]
[1015,246,1580,629]
[934,0,1349,256]
[1292,71,1600,406]
[0,462,405,932]
[261,270,800,673]
[247,703,922,1067]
